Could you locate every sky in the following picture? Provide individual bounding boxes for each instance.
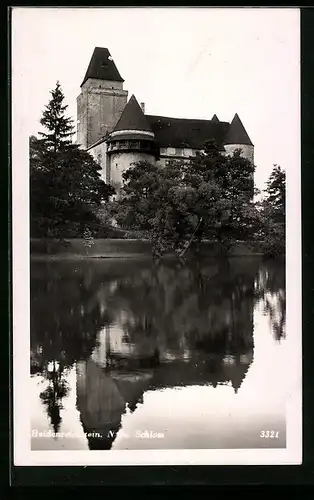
[12,7,300,191]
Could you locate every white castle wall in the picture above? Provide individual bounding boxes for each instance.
[88,141,108,182]
[109,151,156,193]
[224,144,254,164]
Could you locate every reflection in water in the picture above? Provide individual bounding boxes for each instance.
[30,257,286,450]
[39,361,69,434]
[255,261,286,341]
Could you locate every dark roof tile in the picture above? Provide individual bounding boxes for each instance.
[223,113,253,146]
[81,47,124,87]
[114,95,153,133]
[146,115,229,150]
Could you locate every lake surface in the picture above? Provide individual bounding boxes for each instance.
[30,257,286,450]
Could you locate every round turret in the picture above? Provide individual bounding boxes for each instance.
[107,95,159,194]
[223,113,254,163]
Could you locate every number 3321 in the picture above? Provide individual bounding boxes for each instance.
[260,430,279,438]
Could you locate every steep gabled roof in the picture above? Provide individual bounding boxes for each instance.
[114,95,153,133]
[81,47,124,87]
[211,114,219,122]
[223,113,253,146]
[146,115,229,150]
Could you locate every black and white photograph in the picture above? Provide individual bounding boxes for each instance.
[12,7,302,466]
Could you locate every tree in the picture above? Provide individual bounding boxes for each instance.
[30,82,114,238]
[110,140,257,256]
[38,81,74,152]
[182,142,257,250]
[264,165,285,223]
[258,165,286,257]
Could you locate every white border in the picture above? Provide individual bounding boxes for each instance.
[12,9,302,466]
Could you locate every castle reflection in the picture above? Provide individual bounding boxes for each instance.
[30,257,285,450]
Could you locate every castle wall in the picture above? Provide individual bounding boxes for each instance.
[88,141,108,183]
[110,151,156,193]
[159,147,196,158]
[77,79,128,149]
[158,145,254,167]
[157,147,198,167]
[87,141,255,182]
[224,144,254,164]
[85,79,124,91]
[76,92,88,148]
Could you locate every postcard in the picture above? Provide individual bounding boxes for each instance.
[12,7,302,467]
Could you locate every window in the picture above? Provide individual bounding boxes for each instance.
[175,147,183,156]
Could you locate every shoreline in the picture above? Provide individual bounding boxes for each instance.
[30,252,268,261]
[30,254,154,261]
[30,238,272,260]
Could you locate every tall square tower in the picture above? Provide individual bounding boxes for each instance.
[77,47,128,149]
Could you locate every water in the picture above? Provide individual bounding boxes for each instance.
[30,257,286,450]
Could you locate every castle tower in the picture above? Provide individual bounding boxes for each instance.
[107,95,159,193]
[77,47,128,149]
[223,113,254,163]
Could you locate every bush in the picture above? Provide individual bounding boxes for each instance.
[259,223,285,258]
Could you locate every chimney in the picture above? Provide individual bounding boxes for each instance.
[140,102,145,113]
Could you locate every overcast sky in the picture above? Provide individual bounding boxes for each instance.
[12,7,300,190]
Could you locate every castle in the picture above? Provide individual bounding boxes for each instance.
[77,47,254,193]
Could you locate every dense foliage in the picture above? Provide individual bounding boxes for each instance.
[30,82,114,238]
[110,141,259,256]
[258,165,286,257]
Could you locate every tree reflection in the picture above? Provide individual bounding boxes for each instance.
[31,261,114,432]
[39,361,69,433]
[99,258,258,361]
[30,261,112,372]
[255,258,286,341]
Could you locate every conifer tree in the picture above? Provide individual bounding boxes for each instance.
[258,165,286,257]
[38,81,74,153]
[264,165,285,224]
[30,82,114,238]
